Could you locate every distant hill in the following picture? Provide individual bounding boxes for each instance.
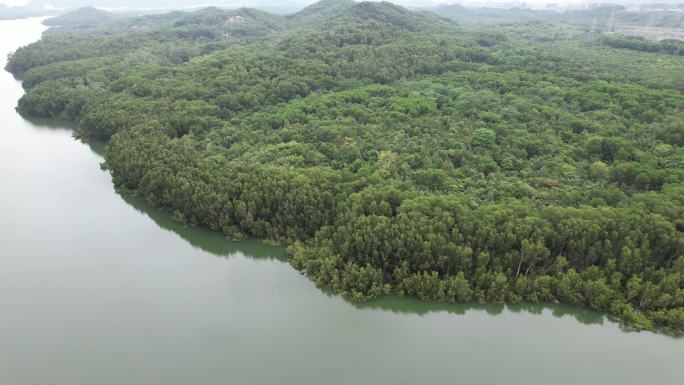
[431,5,551,25]
[49,1,455,37]
[167,6,287,37]
[302,1,456,33]
[345,2,453,31]
[0,5,51,20]
[25,0,310,13]
[288,0,356,24]
[431,4,684,29]
[43,7,120,26]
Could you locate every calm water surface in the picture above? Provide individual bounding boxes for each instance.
[1,17,682,385]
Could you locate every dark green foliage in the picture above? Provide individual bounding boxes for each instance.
[7,1,684,333]
[600,35,684,56]
[288,0,356,26]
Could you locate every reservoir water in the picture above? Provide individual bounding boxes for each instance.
[1,17,682,385]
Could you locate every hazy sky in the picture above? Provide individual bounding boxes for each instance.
[0,0,440,5]
[0,0,602,9]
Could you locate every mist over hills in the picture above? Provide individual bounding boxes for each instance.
[27,0,684,31]
[0,3,50,19]
[15,0,684,12]
[4,0,682,27]
[22,0,310,13]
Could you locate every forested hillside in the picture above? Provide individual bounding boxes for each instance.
[7,0,684,333]
[42,7,121,26]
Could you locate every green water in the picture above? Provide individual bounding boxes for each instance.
[0,18,682,385]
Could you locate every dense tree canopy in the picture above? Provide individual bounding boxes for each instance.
[600,35,684,56]
[7,0,684,333]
